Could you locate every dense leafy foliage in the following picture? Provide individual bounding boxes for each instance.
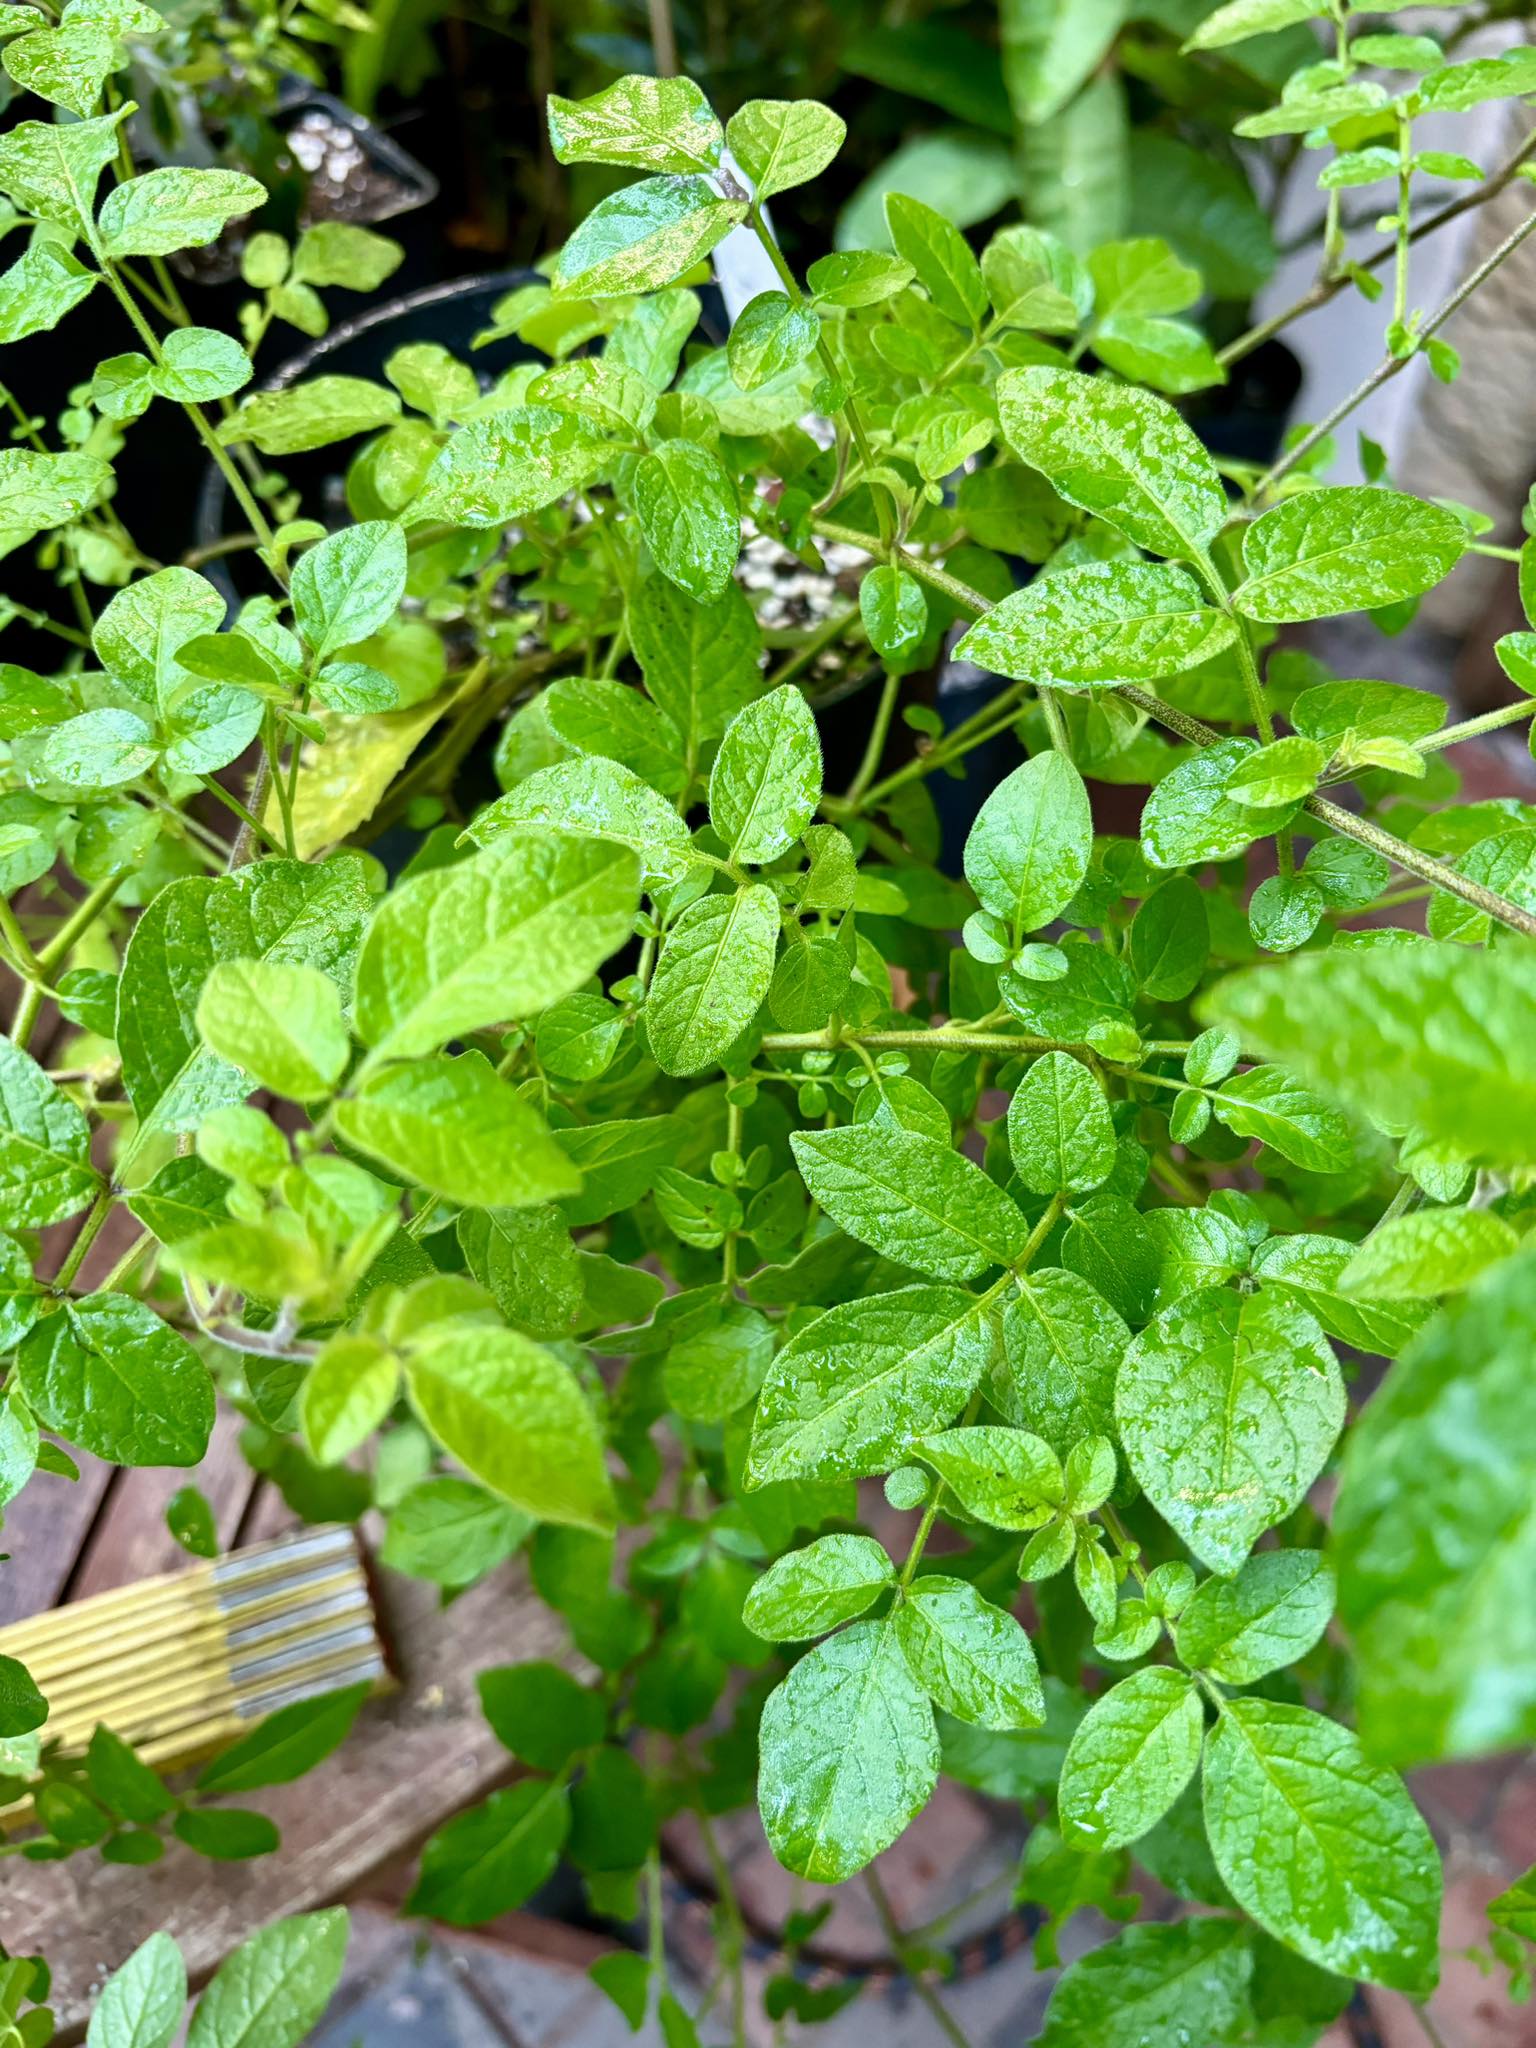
[6,5,1536,2044]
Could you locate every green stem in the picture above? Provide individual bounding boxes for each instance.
[97,264,280,563]
[0,897,44,983]
[1416,698,1536,752]
[1216,121,1536,369]
[762,1028,1071,1056]
[812,530,1536,940]
[864,1866,975,2048]
[845,668,902,804]
[52,1187,114,1291]
[38,872,124,975]
[766,602,863,689]
[199,773,285,856]
[747,211,896,549]
[1259,204,1536,496]
[1393,108,1414,333]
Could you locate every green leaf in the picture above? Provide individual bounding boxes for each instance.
[980,224,1086,335]
[1143,1208,1249,1311]
[1001,0,1122,124]
[791,1124,1025,1280]
[1338,1207,1518,1300]
[1093,315,1223,397]
[36,706,156,791]
[995,365,1226,560]
[459,1204,581,1339]
[955,562,1234,685]
[747,1284,996,1483]
[1127,133,1276,302]
[300,1334,398,1465]
[197,1684,370,1795]
[1130,875,1209,1001]
[0,238,97,343]
[895,1576,1044,1729]
[1234,489,1467,624]
[1203,1698,1440,1993]
[17,1295,212,1468]
[1204,942,1536,1172]
[118,857,369,1138]
[1175,1550,1334,1684]
[1334,1247,1536,1764]
[1058,1667,1204,1850]
[166,1483,219,1558]
[1490,1866,1536,1943]
[628,575,761,758]
[859,565,928,667]
[290,521,406,660]
[0,1036,100,1227]
[380,1476,529,1589]
[708,685,821,865]
[1211,1065,1354,1173]
[0,1653,47,1737]
[633,438,740,603]
[1251,1231,1428,1355]
[1224,735,1326,809]
[355,831,637,1060]
[646,885,778,1077]
[0,110,125,230]
[92,566,226,707]
[4,16,114,117]
[409,406,604,528]
[196,960,348,1102]
[97,168,266,258]
[478,1661,604,1769]
[1117,1287,1344,1574]
[220,377,402,457]
[1036,1920,1252,2048]
[757,1616,938,1882]
[727,291,819,392]
[1418,46,1536,113]
[1008,1051,1115,1195]
[473,755,703,892]
[664,1301,773,1417]
[996,1268,1127,1454]
[963,751,1092,939]
[0,448,111,532]
[290,222,402,290]
[885,191,986,329]
[916,1424,1062,1530]
[555,175,745,298]
[727,100,846,200]
[83,1725,172,1827]
[335,1053,579,1209]
[186,1910,349,2048]
[548,75,722,174]
[406,1323,614,1530]
[743,1533,895,1641]
[807,250,915,308]
[174,1808,279,1861]
[1184,0,1324,48]
[87,1934,186,2048]
[1141,736,1274,869]
[153,326,251,403]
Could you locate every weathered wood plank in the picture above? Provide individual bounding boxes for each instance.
[6,1551,574,2040]
[70,1406,257,1600]
[0,1460,115,1627]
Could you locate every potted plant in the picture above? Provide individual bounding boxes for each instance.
[4,13,1536,2046]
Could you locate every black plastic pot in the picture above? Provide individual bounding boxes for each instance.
[196,267,543,598]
